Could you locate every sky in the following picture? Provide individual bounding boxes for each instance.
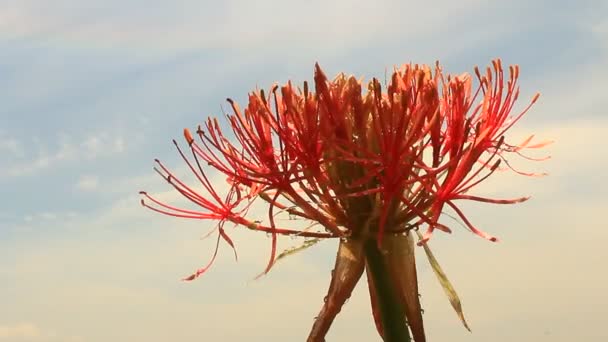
[0,0,607,341]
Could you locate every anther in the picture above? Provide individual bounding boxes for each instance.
[184,128,194,146]
[531,93,540,104]
[497,135,505,147]
[259,91,268,107]
[491,159,502,171]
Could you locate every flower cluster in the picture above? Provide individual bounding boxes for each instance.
[140,59,547,341]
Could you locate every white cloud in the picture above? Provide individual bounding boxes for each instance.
[112,137,125,153]
[20,211,78,225]
[0,0,486,52]
[0,137,23,157]
[0,131,127,178]
[592,14,608,49]
[39,212,58,220]
[1,144,74,177]
[0,323,40,339]
[81,132,125,160]
[0,323,84,342]
[81,137,101,157]
[76,175,99,191]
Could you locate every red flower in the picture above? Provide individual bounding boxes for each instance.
[140,59,548,341]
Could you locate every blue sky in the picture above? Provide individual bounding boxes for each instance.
[1,0,607,341]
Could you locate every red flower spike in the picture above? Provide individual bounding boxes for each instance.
[140,59,548,341]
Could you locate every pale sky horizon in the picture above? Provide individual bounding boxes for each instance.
[1,1,607,341]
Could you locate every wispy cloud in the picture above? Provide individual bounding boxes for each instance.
[591,13,608,47]
[75,175,99,191]
[0,136,23,157]
[0,322,84,342]
[1,131,127,178]
[21,211,77,224]
[81,134,125,160]
[0,322,40,339]
[0,0,490,52]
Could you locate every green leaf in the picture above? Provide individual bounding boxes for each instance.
[416,231,471,331]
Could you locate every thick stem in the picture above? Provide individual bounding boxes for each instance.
[364,239,412,342]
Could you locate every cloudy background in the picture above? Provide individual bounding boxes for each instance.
[1,0,606,341]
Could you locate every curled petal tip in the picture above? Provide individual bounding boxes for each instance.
[475,229,499,242]
[181,274,196,282]
[435,223,453,233]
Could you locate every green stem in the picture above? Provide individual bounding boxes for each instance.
[364,239,412,342]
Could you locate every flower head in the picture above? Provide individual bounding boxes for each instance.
[140,59,548,341]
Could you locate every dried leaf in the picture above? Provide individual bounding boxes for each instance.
[416,230,471,331]
[273,238,322,266]
[307,239,365,342]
